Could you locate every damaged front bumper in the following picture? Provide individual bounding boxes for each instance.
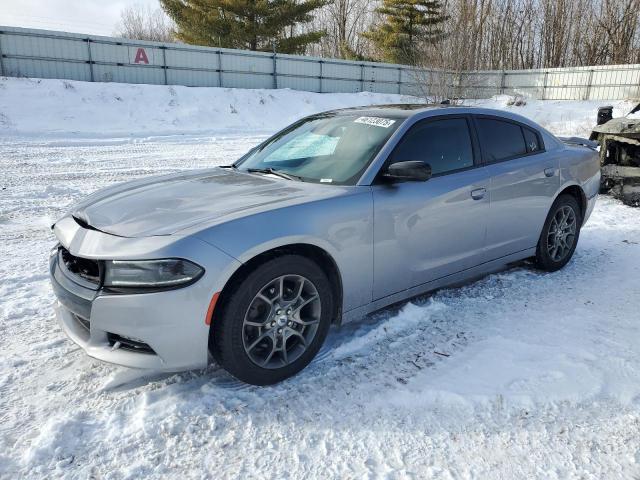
[49,215,241,371]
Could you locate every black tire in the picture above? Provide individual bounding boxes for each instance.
[535,194,582,272]
[211,255,333,385]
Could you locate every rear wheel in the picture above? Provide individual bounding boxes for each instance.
[211,255,333,385]
[535,194,582,272]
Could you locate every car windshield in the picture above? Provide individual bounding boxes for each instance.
[235,113,402,185]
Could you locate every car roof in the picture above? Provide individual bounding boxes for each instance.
[329,103,452,118]
[329,103,548,129]
[326,103,540,121]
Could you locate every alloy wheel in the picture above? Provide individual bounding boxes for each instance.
[547,205,577,262]
[242,274,321,369]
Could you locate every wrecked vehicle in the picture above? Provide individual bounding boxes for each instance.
[49,105,599,385]
[590,103,640,206]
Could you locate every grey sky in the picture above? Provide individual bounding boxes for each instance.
[0,0,161,36]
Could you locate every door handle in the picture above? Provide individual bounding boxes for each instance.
[470,187,486,200]
[544,167,556,177]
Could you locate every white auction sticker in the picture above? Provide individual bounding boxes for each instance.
[354,116,396,128]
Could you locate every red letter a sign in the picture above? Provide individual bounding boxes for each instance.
[134,48,149,64]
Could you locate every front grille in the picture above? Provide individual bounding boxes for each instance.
[59,247,100,285]
[107,333,156,355]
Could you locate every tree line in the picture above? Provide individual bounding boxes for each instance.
[115,0,640,70]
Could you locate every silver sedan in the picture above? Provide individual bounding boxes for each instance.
[50,105,600,385]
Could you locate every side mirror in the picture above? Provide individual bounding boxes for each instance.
[384,161,432,182]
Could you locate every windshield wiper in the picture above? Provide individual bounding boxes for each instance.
[219,164,238,169]
[246,167,303,181]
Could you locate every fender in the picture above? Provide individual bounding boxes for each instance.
[194,192,374,315]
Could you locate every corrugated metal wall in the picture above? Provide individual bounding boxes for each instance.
[1,26,639,100]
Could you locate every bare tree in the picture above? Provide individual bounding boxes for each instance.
[597,0,640,64]
[402,0,640,101]
[420,0,640,71]
[307,0,377,59]
[114,4,175,43]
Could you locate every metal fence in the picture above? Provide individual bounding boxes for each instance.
[1,25,640,100]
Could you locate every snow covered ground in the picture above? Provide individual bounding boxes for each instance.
[1,77,640,479]
[0,77,635,139]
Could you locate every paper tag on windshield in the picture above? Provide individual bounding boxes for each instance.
[354,116,396,128]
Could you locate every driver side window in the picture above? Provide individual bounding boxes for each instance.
[390,118,474,176]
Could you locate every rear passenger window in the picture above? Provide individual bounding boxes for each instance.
[390,118,474,175]
[476,118,527,163]
[523,127,542,153]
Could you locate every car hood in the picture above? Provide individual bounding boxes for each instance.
[70,167,346,237]
[592,117,640,136]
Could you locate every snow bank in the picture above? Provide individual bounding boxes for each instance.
[0,77,420,139]
[470,95,635,138]
[0,77,636,139]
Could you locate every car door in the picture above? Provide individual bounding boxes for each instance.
[372,116,490,300]
[473,116,560,260]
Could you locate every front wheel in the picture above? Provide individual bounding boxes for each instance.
[211,255,333,385]
[535,194,582,272]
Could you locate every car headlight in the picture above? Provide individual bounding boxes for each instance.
[103,259,204,289]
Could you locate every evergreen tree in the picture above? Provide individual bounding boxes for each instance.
[363,0,447,64]
[160,0,327,54]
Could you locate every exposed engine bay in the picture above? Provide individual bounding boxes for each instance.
[590,103,640,207]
